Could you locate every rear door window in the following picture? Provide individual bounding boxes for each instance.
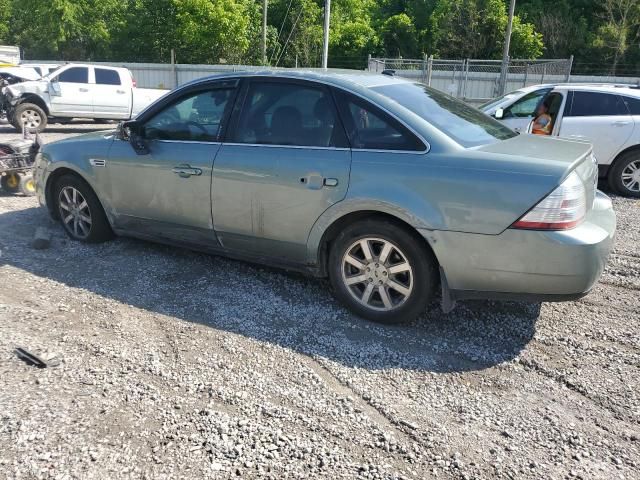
[57,67,88,84]
[335,90,425,151]
[232,81,347,148]
[567,92,628,116]
[95,68,121,86]
[621,96,640,115]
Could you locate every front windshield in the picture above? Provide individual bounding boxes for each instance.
[372,83,517,148]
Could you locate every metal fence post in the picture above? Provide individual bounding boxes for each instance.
[523,63,528,87]
[541,63,547,84]
[170,49,178,89]
[422,53,427,84]
[462,59,470,99]
[426,55,433,86]
[565,55,574,82]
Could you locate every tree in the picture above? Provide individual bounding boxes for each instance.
[380,13,419,57]
[592,0,640,74]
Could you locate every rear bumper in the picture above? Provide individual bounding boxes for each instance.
[421,191,616,301]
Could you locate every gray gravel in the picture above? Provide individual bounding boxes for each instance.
[0,123,638,479]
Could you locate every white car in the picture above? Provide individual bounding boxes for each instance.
[2,63,168,132]
[481,84,640,197]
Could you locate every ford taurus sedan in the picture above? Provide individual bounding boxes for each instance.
[34,71,616,324]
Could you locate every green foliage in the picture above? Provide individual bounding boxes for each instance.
[0,0,637,72]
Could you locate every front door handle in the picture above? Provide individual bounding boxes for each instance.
[172,164,202,178]
[612,121,630,127]
[79,87,89,92]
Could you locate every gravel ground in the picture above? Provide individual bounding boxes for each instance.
[0,123,638,480]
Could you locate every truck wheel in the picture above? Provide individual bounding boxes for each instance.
[12,103,48,133]
[19,173,37,196]
[608,151,640,198]
[1,173,21,193]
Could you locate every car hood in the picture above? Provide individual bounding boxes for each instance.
[4,79,49,97]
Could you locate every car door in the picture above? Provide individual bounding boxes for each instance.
[92,67,131,118]
[48,66,93,116]
[211,78,351,262]
[559,91,634,164]
[499,88,552,132]
[106,82,238,244]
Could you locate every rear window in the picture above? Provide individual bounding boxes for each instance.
[95,68,121,85]
[373,83,516,147]
[622,95,640,115]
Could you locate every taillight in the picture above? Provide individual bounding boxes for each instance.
[132,78,137,87]
[512,171,586,230]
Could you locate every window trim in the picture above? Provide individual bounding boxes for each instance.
[226,76,350,149]
[141,84,239,144]
[333,88,429,154]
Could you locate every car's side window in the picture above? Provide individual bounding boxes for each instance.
[335,91,424,151]
[95,68,121,86]
[622,96,640,115]
[504,89,551,118]
[567,91,628,116]
[232,81,347,148]
[144,88,235,142]
[57,67,88,84]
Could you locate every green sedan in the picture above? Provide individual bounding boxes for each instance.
[34,71,616,324]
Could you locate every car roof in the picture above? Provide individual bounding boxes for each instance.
[185,69,410,91]
[552,83,640,96]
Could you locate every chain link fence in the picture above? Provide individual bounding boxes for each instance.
[368,56,574,104]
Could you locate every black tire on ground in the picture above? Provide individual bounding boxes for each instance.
[11,103,48,133]
[18,173,37,196]
[1,173,20,193]
[328,218,438,324]
[53,174,114,243]
[608,151,640,198]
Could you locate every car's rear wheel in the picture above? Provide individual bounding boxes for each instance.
[54,175,113,243]
[608,151,640,198]
[12,103,48,133]
[328,219,437,324]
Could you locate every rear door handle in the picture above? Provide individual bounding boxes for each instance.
[172,164,202,178]
[612,121,630,126]
[79,88,89,92]
[116,89,126,94]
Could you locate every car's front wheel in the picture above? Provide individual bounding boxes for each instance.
[54,175,114,243]
[608,151,640,198]
[328,219,438,324]
[12,103,48,133]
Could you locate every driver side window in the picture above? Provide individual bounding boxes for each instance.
[144,88,234,142]
[504,89,551,118]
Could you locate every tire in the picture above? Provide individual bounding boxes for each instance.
[12,103,48,133]
[328,219,438,324]
[1,173,20,193]
[19,173,37,196]
[53,174,114,243]
[608,151,640,198]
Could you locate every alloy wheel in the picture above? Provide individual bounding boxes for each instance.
[20,109,42,129]
[341,237,413,312]
[621,159,640,193]
[58,186,92,239]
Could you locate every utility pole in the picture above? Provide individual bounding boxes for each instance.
[322,0,331,69]
[261,0,268,65]
[498,0,516,95]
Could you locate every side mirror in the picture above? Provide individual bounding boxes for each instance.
[494,108,504,120]
[49,78,61,96]
[123,120,149,155]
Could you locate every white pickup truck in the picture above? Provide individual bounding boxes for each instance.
[2,63,168,132]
